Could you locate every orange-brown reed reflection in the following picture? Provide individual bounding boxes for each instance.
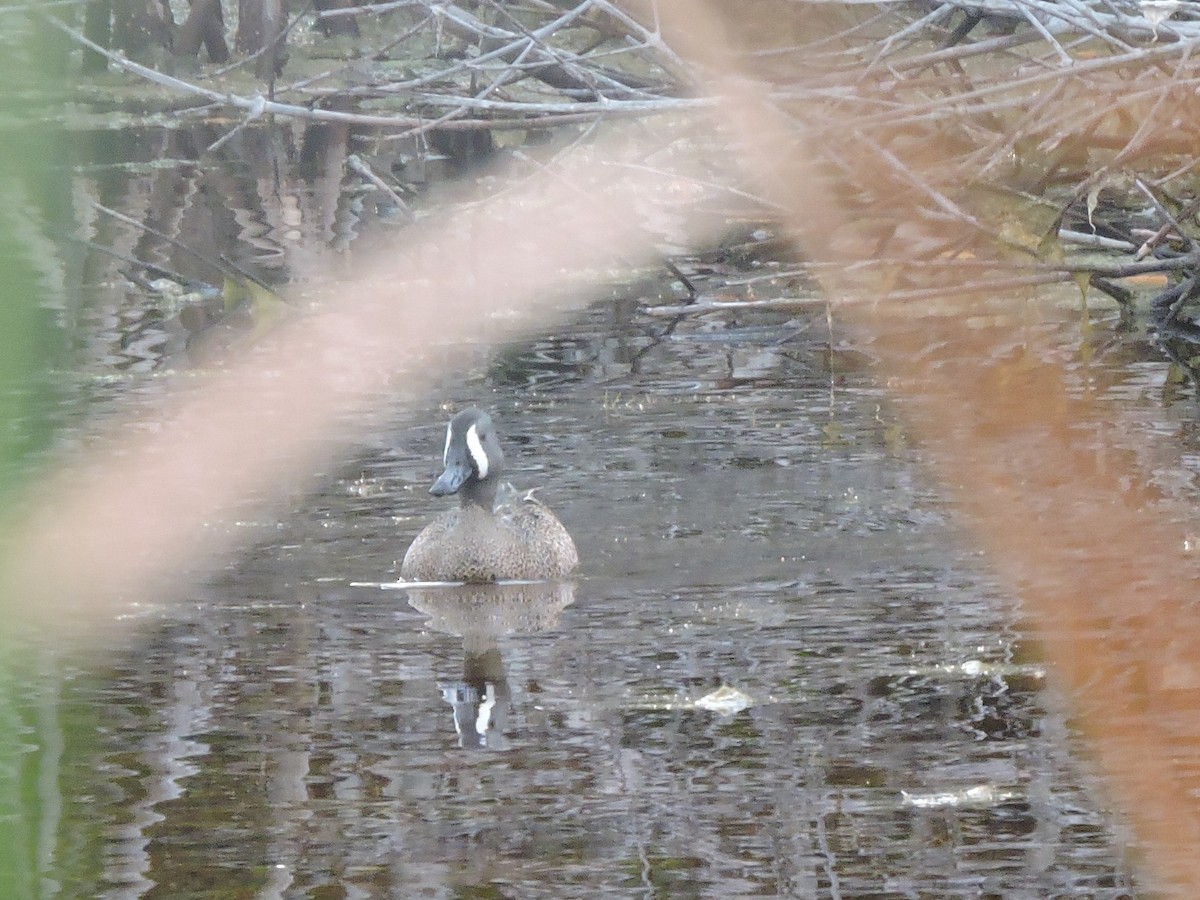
[875,312,1200,894]
[658,0,1200,892]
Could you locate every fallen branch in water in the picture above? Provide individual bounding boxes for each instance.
[642,296,828,316]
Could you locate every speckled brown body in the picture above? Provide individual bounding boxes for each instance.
[401,408,578,583]
[401,493,578,582]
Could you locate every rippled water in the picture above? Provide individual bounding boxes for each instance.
[5,296,1152,897]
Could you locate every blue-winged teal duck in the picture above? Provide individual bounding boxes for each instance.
[401,409,578,582]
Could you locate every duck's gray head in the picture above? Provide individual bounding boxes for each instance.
[430,408,504,508]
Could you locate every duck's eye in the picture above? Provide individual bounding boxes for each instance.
[465,423,489,478]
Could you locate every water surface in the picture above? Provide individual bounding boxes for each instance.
[0,108,1168,896]
[7,297,1152,898]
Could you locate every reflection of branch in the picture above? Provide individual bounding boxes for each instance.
[92,202,272,290]
[346,155,415,222]
[68,236,194,288]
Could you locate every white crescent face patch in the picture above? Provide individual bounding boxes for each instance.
[465,422,489,479]
[442,420,453,466]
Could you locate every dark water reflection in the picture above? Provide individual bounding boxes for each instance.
[10,300,1153,897]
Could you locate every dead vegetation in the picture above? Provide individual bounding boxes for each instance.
[51,1,1200,331]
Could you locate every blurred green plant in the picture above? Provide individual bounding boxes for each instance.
[0,12,71,492]
[0,8,95,898]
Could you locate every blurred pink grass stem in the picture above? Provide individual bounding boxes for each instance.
[0,138,719,627]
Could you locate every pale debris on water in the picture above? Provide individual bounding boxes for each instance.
[693,685,753,715]
[906,659,1046,679]
[901,784,1019,809]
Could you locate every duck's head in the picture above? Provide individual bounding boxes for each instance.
[431,408,504,508]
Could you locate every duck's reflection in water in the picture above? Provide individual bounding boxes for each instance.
[406,580,575,750]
